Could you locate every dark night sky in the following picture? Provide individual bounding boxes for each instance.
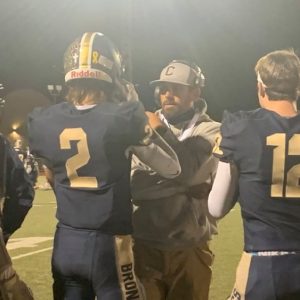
[0,0,300,120]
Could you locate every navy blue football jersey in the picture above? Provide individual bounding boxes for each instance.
[215,108,300,251]
[28,101,148,234]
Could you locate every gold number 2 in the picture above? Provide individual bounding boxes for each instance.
[60,128,98,188]
[267,133,300,197]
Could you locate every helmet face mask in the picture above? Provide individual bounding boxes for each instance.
[64,32,123,87]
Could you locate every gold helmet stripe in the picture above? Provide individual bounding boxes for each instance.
[79,32,99,68]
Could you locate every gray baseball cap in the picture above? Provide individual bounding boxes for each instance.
[150,61,201,87]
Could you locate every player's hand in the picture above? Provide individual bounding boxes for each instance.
[145,111,164,129]
[113,78,139,102]
[124,81,139,102]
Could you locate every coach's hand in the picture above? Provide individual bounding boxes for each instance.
[145,112,164,129]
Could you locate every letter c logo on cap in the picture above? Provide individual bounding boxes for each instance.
[165,66,175,76]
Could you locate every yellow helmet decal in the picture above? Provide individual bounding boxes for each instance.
[79,32,98,68]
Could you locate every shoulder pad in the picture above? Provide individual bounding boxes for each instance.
[213,110,255,161]
[221,110,253,138]
[28,103,70,122]
[117,100,144,116]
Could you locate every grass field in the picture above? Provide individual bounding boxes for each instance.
[9,178,243,300]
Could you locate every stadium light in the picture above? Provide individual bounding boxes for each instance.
[47,84,62,104]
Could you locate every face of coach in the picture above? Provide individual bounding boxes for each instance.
[159,82,200,119]
[151,61,202,120]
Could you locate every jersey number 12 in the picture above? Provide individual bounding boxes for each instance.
[267,133,300,198]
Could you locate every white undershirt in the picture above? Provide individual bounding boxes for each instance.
[208,161,239,218]
[75,104,97,110]
[158,111,200,141]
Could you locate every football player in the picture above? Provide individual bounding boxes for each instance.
[208,49,300,299]
[28,32,181,300]
[0,134,34,300]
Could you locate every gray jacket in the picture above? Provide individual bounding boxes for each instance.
[131,99,220,250]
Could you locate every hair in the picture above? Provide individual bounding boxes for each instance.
[65,79,112,105]
[255,49,300,101]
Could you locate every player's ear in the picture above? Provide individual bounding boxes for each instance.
[257,82,266,98]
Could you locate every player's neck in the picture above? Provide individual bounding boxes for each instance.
[264,99,298,117]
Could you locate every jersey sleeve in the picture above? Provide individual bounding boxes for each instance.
[28,106,56,170]
[213,110,246,162]
[117,101,150,146]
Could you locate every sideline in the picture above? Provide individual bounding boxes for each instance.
[12,247,53,260]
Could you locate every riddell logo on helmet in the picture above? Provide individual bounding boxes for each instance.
[71,70,102,79]
[65,68,112,83]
